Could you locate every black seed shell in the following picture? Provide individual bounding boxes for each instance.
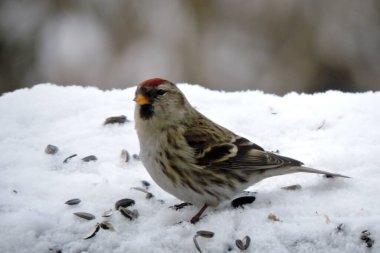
[115,198,135,210]
[65,198,81,205]
[231,196,256,208]
[74,212,96,220]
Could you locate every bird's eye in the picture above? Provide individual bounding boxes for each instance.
[156,89,167,96]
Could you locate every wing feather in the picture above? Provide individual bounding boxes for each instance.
[184,122,302,172]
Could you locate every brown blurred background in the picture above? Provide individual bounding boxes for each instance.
[1,0,379,95]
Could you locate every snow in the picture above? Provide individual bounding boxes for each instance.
[0,83,379,253]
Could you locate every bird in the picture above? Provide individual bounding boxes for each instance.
[133,78,348,224]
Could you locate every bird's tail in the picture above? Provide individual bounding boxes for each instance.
[295,166,350,178]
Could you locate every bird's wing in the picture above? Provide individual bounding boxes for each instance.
[184,125,303,171]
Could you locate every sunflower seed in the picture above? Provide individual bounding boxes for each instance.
[281,184,302,191]
[45,144,59,155]
[83,223,100,240]
[100,221,115,231]
[102,208,113,217]
[196,230,215,238]
[74,212,96,220]
[65,198,81,205]
[145,193,154,199]
[141,180,150,189]
[12,190,18,194]
[104,115,128,125]
[235,235,251,250]
[361,230,374,248]
[63,154,77,163]
[115,198,135,210]
[131,187,154,199]
[119,207,139,220]
[193,230,214,253]
[133,154,140,160]
[82,155,97,162]
[120,149,130,163]
[231,196,256,208]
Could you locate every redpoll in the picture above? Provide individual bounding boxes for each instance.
[133,78,348,224]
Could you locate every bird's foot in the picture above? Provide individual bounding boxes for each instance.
[171,202,192,210]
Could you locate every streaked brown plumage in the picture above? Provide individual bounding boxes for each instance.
[134,78,348,223]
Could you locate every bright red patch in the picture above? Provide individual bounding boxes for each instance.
[140,78,166,87]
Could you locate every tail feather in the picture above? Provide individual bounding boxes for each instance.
[295,166,350,178]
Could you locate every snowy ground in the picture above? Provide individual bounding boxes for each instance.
[0,83,379,253]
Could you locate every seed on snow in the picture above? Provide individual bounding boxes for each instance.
[102,209,113,217]
[65,198,81,205]
[235,235,251,250]
[115,198,135,210]
[141,180,150,189]
[193,230,215,253]
[119,207,139,220]
[104,115,128,125]
[120,149,130,163]
[231,196,256,208]
[74,212,96,220]
[281,184,302,191]
[82,155,97,162]
[83,223,100,240]
[45,144,59,155]
[131,187,154,199]
[100,221,115,231]
[63,154,77,163]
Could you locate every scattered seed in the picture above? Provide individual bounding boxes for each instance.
[74,212,96,220]
[145,193,154,199]
[193,230,214,253]
[65,198,81,205]
[131,187,154,199]
[141,180,150,189]
[82,155,97,162]
[317,120,326,130]
[115,198,135,210]
[102,209,113,217]
[133,154,140,160]
[63,154,77,163]
[100,221,115,231]
[120,149,130,163]
[268,213,281,222]
[361,230,374,248]
[48,247,62,253]
[231,196,256,208]
[104,115,128,125]
[83,223,100,240]
[119,207,139,220]
[235,235,251,250]
[45,144,59,155]
[336,223,345,233]
[281,184,302,191]
[196,231,215,238]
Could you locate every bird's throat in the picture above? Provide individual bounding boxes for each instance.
[139,104,154,120]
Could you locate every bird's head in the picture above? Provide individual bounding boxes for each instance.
[134,78,191,125]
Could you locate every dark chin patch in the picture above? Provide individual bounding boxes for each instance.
[139,104,154,120]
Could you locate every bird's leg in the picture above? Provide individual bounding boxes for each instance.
[171,202,192,210]
[190,204,208,224]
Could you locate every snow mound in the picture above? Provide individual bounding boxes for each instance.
[0,84,379,253]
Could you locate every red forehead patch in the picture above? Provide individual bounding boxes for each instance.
[140,78,166,87]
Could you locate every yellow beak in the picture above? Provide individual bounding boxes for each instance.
[133,94,150,105]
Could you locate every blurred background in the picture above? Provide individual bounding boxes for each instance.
[1,0,379,95]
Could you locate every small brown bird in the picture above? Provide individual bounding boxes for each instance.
[133,78,348,224]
